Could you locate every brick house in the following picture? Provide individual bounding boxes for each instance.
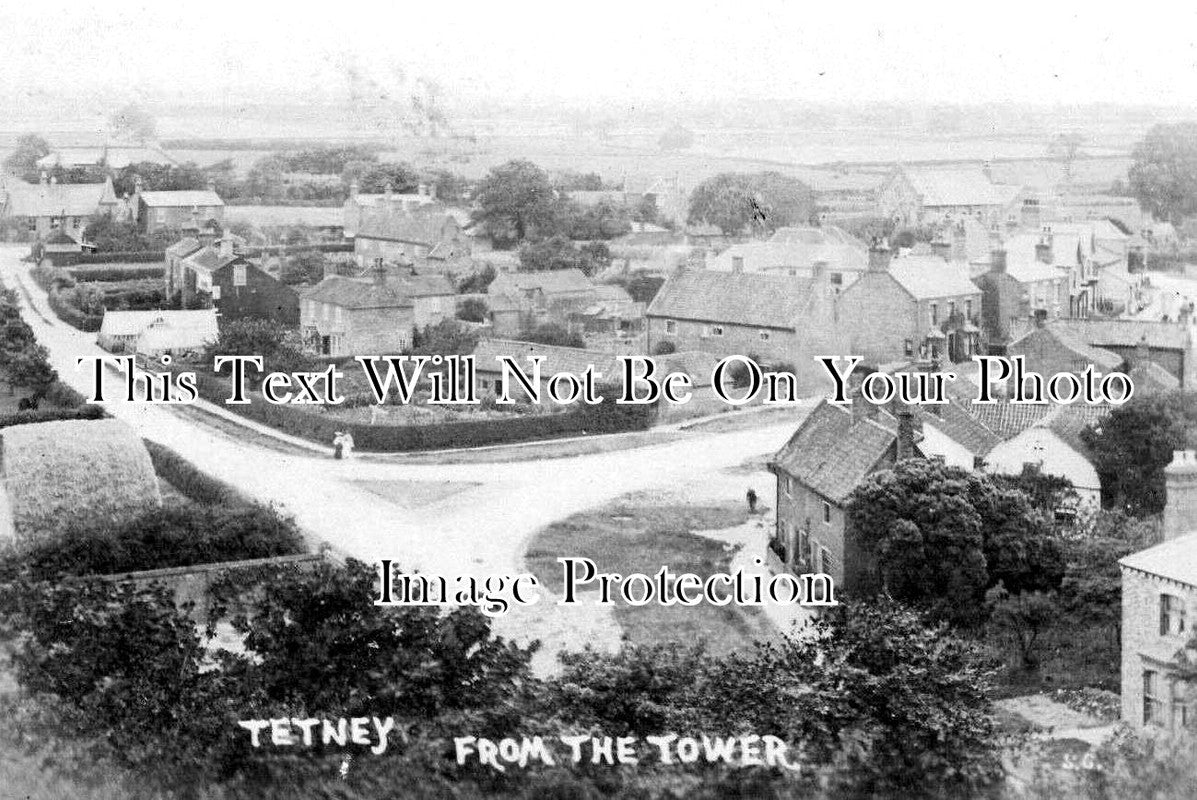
[875,165,1023,227]
[174,234,297,324]
[1119,450,1197,731]
[645,269,815,365]
[2,174,119,241]
[134,186,224,234]
[352,191,470,274]
[299,268,416,356]
[830,242,983,366]
[487,269,597,337]
[766,401,921,592]
[974,242,1070,348]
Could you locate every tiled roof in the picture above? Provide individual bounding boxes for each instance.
[1129,360,1181,393]
[593,284,633,304]
[491,269,593,295]
[1051,319,1191,350]
[1007,325,1125,372]
[472,339,625,383]
[886,256,981,299]
[770,225,867,248]
[165,237,202,259]
[647,269,813,330]
[139,190,224,208]
[964,401,1109,444]
[709,240,868,274]
[301,276,414,310]
[915,400,1002,456]
[904,168,1022,208]
[769,401,899,504]
[1120,532,1197,587]
[357,207,459,245]
[5,179,117,217]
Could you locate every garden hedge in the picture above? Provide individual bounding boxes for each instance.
[143,439,252,508]
[183,368,652,452]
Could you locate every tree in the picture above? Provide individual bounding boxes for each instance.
[6,343,56,394]
[83,213,150,252]
[410,318,479,356]
[846,459,1063,625]
[206,319,309,375]
[3,133,50,180]
[518,236,609,276]
[346,161,420,194]
[456,297,488,323]
[687,171,815,236]
[112,161,208,196]
[456,263,496,294]
[986,584,1057,670]
[557,200,632,240]
[281,251,327,285]
[1082,390,1197,515]
[109,103,157,143]
[1128,123,1197,223]
[471,160,559,247]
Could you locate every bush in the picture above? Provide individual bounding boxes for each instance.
[46,287,103,331]
[0,404,105,428]
[143,440,252,507]
[651,340,676,355]
[181,367,652,451]
[20,504,306,579]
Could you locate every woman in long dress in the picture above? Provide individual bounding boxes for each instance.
[340,431,355,460]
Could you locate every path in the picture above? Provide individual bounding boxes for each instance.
[0,246,809,658]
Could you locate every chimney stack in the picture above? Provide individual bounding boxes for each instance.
[990,248,1007,274]
[1035,226,1054,265]
[1164,450,1197,541]
[219,235,234,258]
[349,181,360,200]
[1021,198,1041,231]
[931,236,951,262]
[868,238,892,272]
[372,257,388,287]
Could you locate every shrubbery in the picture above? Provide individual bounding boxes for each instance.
[143,439,252,507]
[19,504,305,579]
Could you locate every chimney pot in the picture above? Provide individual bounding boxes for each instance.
[896,409,916,461]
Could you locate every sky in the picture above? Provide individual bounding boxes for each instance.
[3,1,1197,109]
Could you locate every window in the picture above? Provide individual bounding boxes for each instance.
[830,272,844,286]
[798,528,810,566]
[71,217,80,229]
[930,303,939,326]
[664,319,677,334]
[211,286,221,301]
[1161,594,1186,636]
[1172,679,1190,731]
[1145,670,1162,726]
[710,325,725,337]
[783,475,793,498]
[759,331,770,342]
[322,303,330,321]
[334,306,343,326]
[232,265,247,287]
[155,209,166,224]
[822,501,831,524]
[965,299,973,319]
[26,219,36,232]
[948,300,956,318]
[904,338,914,357]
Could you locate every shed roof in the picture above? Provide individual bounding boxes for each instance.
[99,309,219,339]
[904,168,1022,208]
[301,275,413,310]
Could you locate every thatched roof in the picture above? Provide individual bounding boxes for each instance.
[0,419,162,545]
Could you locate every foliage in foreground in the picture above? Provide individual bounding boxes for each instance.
[0,560,1003,799]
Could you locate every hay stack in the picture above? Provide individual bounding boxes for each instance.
[0,418,162,545]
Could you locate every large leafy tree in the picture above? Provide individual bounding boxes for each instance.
[847,459,1063,624]
[1082,390,1197,515]
[687,171,814,236]
[1128,122,1197,223]
[3,133,51,181]
[471,160,559,247]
